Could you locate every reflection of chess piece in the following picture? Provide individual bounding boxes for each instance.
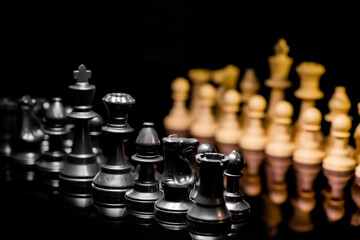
[288,191,316,232]
[294,62,325,143]
[261,193,282,238]
[265,39,293,133]
[322,114,356,222]
[265,101,294,204]
[215,89,242,154]
[240,68,260,128]
[164,77,192,137]
[350,165,360,226]
[239,95,267,196]
[190,83,217,145]
[188,68,213,119]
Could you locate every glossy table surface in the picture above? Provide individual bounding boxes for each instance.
[1,157,359,240]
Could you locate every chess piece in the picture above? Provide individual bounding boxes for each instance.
[355,103,360,164]
[164,77,192,137]
[89,112,106,165]
[10,95,44,182]
[294,61,325,143]
[188,68,213,119]
[34,98,50,153]
[189,83,217,145]
[92,92,135,218]
[215,89,242,154]
[239,95,267,196]
[36,97,68,189]
[213,65,240,121]
[125,122,163,225]
[261,193,283,238]
[63,105,74,154]
[59,64,100,208]
[189,143,217,201]
[350,164,360,226]
[33,97,50,120]
[289,107,324,232]
[288,191,316,232]
[324,87,352,155]
[265,39,293,133]
[324,86,351,123]
[0,98,17,182]
[322,114,356,222]
[239,68,260,128]
[187,152,231,240]
[0,98,17,157]
[224,151,250,238]
[265,100,294,204]
[293,107,324,196]
[154,135,199,230]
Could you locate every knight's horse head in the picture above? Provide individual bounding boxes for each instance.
[162,134,199,187]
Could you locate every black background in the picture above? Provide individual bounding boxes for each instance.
[2,2,360,138]
[2,1,360,239]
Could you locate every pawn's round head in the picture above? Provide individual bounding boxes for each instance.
[226,151,245,174]
[248,95,267,118]
[223,89,241,106]
[274,100,293,124]
[197,143,217,154]
[303,107,322,131]
[171,77,190,93]
[199,83,216,99]
[331,114,352,138]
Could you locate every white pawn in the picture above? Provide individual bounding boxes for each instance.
[213,64,240,121]
[164,77,192,137]
[188,68,213,120]
[294,62,325,144]
[265,101,295,204]
[323,114,357,222]
[190,83,217,145]
[293,107,325,195]
[324,86,352,155]
[240,68,260,128]
[239,95,267,196]
[354,103,360,164]
[215,89,242,154]
[289,107,325,232]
